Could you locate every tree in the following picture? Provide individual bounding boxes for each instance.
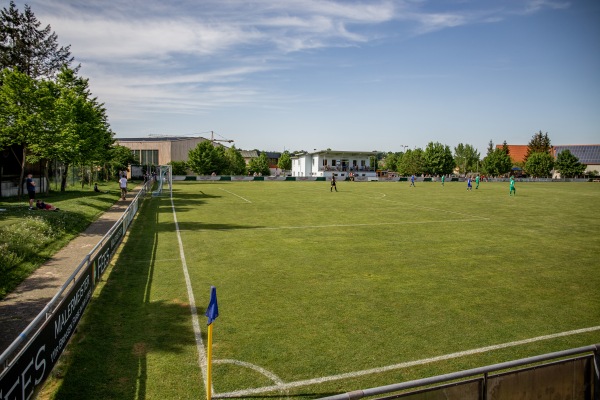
[524,131,551,163]
[109,145,138,176]
[482,140,512,177]
[0,1,73,79]
[454,143,480,175]
[397,148,424,176]
[524,152,554,178]
[0,68,50,195]
[188,140,226,175]
[554,149,585,178]
[248,152,270,176]
[38,67,113,190]
[168,161,188,176]
[224,146,246,175]
[277,151,292,174]
[383,152,402,172]
[423,141,454,176]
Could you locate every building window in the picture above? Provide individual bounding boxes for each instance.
[132,149,159,166]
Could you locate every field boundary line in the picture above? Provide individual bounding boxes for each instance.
[219,187,252,203]
[170,195,213,395]
[213,325,600,398]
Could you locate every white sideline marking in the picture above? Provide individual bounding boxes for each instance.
[219,187,252,203]
[170,195,213,395]
[213,326,600,398]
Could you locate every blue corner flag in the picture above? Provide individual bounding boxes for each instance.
[206,286,219,325]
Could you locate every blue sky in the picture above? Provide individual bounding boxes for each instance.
[12,0,600,154]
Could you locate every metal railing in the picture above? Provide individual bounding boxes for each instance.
[319,344,599,400]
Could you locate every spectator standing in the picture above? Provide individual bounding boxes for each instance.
[26,173,36,210]
[119,174,128,200]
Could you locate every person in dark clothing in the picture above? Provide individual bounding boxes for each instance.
[26,174,36,210]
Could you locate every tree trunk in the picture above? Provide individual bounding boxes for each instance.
[60,162,69,191]
[18,146,27,198]
[42,160,50,194]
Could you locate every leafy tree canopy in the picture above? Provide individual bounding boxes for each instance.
[453,143,480,174]
[554,149,585,178]
[0,1,74,79]
[482,140,512,177]
[110,145,137,173]
[397,148,424,176]
[277,150,292,172]
[525,130,551,162]
[188,140,226,175]
[524,151,554,178]
[423,141,454,176]
[383,152,403,172]
[248,152,270,176]
[224,145,246,175]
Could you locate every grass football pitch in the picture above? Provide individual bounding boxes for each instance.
[43,180,600,399]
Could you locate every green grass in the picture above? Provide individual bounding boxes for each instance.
[42,181,600,399]
[0,181,128,298]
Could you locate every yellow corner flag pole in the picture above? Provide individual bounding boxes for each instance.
[205,286,219,400]
[207,323,214,400]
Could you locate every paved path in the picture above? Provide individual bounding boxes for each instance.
[0,190,139,354]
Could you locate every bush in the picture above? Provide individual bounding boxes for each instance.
[168,161,188,176]
[0,216,62,272]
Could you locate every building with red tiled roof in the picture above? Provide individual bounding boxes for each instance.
[495,144,528,163]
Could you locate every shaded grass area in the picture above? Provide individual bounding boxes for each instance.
[0,182,126,299]
[43,181,600,399]
[40,192,203,400]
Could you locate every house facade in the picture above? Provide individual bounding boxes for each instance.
[291,150,377,179]
[116,136,209,166]
[116,136,212,177]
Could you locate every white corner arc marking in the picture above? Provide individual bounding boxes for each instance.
[214,359,284,385]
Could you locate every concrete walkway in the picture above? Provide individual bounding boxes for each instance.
[0,190,139,354]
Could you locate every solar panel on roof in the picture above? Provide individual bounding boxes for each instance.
[554,145,600,164]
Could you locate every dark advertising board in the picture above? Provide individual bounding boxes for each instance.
[0,265,93,400]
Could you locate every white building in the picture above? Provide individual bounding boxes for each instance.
[291,150,378,179]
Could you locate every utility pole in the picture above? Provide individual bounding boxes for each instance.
[210,131,234,145]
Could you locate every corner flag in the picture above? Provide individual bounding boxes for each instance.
[205,286,219,400]
[206,286,219,325]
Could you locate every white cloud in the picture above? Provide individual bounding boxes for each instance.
[11,0,577,140]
